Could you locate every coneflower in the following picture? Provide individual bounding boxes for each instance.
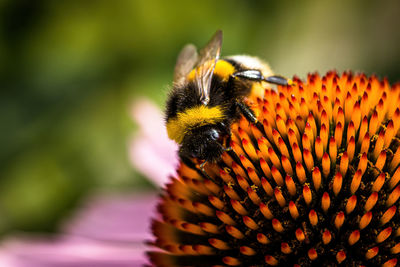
[148,71,400,266]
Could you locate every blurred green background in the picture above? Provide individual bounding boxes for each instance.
[0,0,399,235]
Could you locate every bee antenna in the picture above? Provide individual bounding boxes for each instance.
[199,161,214,181]
[264,75,293,86]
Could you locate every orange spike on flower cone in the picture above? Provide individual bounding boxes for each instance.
[149,71,400,266]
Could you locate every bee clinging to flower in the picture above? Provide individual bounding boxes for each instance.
[165,30,291,163]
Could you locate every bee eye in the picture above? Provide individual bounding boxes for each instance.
[209,129,220,141]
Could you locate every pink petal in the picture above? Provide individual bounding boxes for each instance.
[63,192,158,242]
[0,192,159,267]
[129,99,179,186]
[129,137,177,187]
[0,235,148,267]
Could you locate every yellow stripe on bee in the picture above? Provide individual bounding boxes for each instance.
[214,60,235,81]
[187,68,196,82]
[187,60,235,82]
[166,106,225,144]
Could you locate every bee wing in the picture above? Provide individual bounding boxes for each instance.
[173,44,198,84]
[195,30,223,105]
[197,30,223,67]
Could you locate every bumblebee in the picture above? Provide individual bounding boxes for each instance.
[166,30,290,163]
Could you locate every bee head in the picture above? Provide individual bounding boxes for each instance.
[180,124,228,162]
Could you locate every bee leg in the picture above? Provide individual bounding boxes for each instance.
[218,123,232,149]
[222,133,232,152]
[236,101,258,123]
[199,161,214,180]
[180,155,214,180]
[236,101,267,135]
[199,161,207,171]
